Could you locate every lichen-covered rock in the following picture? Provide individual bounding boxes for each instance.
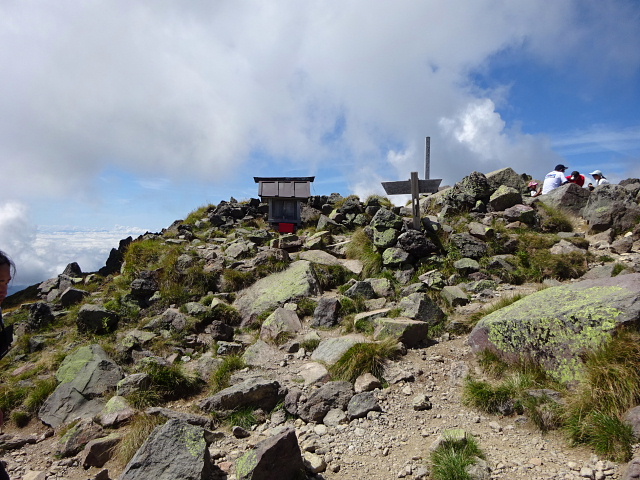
[235,428,304,480]
[468,274,640,382]
[397,230,437,258]
[486,167,527,194]
[489,185,522,211]
[120,419,216,480]
[374,317,429,347]
[233,260,321,326]
[370,207,403,230]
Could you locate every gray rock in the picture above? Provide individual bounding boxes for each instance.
[344,280,377,299]
[397,230,438,258]
[354,373,382,393]
[486,167,527,194]
[199,377,282,413]
[537,182,591,215]
[374,318,429,347]
[489,185,522,211]
[76,304,120,334]
[27,302,55,331]
[55,344,124,398]
[398,293,445,324]
[260,307,302,343]
[372,228,400,249]
[583,184,640,233]
[382,247,412,267]
[242,340,281,367]
[323,408,348,426]
[59,288,89,307]
[56,418,104,458]
[347,391,381,419]
[297,381,354,423]
[117,373,152,397]
[370,208,404,230]
[81,433,121,469]
[441,285,469,307]
[503,204,538,225]
[38,383,105,429]
[453,258,480,275]
[449,233,488,260]
[97,396,135,427]
[412,393,432,411]
[120,419,215,480]
[624,406,640,438]
[312,297,341,328]
[310,336,365,366]
[235,427,304,480]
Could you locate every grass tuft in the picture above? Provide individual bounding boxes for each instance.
[330,338,400,383]
[114,414,166,466]
[209,355,246,394]
[430,431,485,480]
[345,228,382,277]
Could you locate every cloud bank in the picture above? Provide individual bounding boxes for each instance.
[2,0,638,202]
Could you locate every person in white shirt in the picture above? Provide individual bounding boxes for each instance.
[541,164,569,194]
[589,170,610,186]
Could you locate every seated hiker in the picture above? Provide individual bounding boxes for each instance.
[528,180,541,197]
[566,171,586,187]
[541,164,569,194]
[589,169,610,186]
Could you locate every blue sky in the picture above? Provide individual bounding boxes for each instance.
[1,0,639,289]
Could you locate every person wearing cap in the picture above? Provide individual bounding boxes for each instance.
[527,180,541,197]
[566,171,586,187]
[589,170,610,186]
[541,164,569,194]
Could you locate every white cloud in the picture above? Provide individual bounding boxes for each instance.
[0,201,145,287]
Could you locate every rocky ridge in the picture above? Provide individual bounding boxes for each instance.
[1,168,640,480]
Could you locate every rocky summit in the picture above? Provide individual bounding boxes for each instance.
[2,168,640,480]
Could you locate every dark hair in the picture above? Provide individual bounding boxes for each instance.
[0,250,16,277]
[571,171,580,177]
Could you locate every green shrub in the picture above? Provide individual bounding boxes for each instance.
[463,378,520,415]
[314,264,355,290]
[10,410,30,428]
[300,338,321,352]
[430,431,485,480]
[339,295,367,315]
[296,298,318,317]
[330,338,400,383]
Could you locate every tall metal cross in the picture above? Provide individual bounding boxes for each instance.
[381,137,442,229]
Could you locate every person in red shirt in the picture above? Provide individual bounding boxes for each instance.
[566,171,586,187]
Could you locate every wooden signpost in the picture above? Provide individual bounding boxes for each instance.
[381,137,442,229]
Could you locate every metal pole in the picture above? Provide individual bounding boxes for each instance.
[424,136,431,180]
[410,172,420,230]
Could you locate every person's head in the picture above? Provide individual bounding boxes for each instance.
[570,171,580,179]
[528,181,538,190]
[589,169,604,180]
[555,164,568,173]
[0,251,15,305]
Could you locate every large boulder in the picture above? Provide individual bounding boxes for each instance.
[39,344,124,428]
[486,167,527,194]
[120,419,217,480]
[76,305,120,334]
[582,184,640,233]
[396,230,438,258]
[489,185,522,212]
[233,260,321,326]
[468,274,640,382]
[536,182,590,215]
[439,171,492,215]
[260,308,302,343]
[235,428,305,480]
[297,381,354,423]
[199,378,282,413]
